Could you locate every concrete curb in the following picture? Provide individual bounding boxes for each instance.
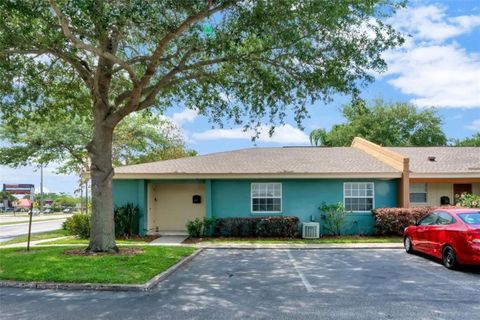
[194,243,404,250]
[0,248,203,292]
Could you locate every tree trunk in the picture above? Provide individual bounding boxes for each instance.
[87,119,118,253]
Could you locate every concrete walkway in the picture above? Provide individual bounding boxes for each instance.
[0,237,71,248]
[0,232,404,250]
[149,235,189,245]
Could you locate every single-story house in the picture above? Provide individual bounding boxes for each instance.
[112,137,480,235]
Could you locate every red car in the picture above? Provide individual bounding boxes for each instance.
[404,208,480,269]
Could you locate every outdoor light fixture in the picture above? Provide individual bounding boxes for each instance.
[192,195,202,204]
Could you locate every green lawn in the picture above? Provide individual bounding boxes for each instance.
[200,236,403,244]
[0,229,69,245]
[43,236,147,245]
[0,246,196,284]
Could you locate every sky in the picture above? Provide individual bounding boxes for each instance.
[1,0,479,195]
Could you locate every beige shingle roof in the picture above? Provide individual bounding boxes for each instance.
[114,147,399,176]
[389,147,480,174]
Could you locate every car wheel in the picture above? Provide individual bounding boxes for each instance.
[442,245,457,269]
[404,236,414,254]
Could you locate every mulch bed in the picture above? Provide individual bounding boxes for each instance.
[63,248,144,256]
[117,235,158,242]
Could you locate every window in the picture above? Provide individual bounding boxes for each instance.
[418,213,438,226]
[344,182,374,211]
[251,183,282,213]
[436,211,455,225]
[458,212,480,225]
[410,183,427,203]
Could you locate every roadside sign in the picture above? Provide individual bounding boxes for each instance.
[3,184,35,195]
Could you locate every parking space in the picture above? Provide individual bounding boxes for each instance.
[0,249,479,320]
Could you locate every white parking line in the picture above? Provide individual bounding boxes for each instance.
[287,250,314,293]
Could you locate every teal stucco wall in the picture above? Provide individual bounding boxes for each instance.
[112,179,147,235]
[113,178,398,235]
[210,179,398,235]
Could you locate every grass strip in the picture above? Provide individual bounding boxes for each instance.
[199,236,403,244]
[1,229,69,245]
[0,246,196,284]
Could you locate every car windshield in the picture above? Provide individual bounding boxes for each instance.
[458,212,480,225]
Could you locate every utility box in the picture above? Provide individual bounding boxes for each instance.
[302,222,320,239]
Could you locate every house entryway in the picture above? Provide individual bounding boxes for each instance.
[147,183,205,234]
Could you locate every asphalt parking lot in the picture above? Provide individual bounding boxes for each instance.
[0,249,479,320]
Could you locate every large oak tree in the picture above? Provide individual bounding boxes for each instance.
[0,0,403,252]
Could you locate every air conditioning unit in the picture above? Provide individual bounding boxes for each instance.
[302,222,320,239]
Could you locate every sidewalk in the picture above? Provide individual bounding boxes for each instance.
[1,239,403,250]
[0,237,71,248]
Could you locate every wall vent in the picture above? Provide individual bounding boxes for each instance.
[302,222,320,239]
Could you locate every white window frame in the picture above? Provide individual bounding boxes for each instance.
[251,182,282,214]
[343,182,375,212]
[409,183,428,204]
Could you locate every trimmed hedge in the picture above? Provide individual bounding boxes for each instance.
[372,206,457,236]
[213,216,299,238]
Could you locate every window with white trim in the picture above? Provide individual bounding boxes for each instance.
[344,182,374,211]
[251,183,282,213]
[410,183,427,203]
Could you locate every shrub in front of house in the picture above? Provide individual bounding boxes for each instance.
[114,203,139,237]
[213,217,257,237]
[372,207,434,236]
[212,216,299,238]
[256,216,299,237]
[63,213,91,239]
[319,201,347,236]
[186,217,217,238]
[455,192,480,208]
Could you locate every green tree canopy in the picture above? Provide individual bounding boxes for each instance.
[310,100,448,147]
[0,111,195,174]
[0,191,17,203]
[0,0,404,252]
[452,133,480,147]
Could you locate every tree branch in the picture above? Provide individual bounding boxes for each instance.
[108,48,197,126]
[48,0,138,83]
[2,48,93,86]
[139,0,238,88]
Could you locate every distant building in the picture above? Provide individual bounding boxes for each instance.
[14,198,32,209]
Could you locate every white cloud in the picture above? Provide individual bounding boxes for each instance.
[384,44,480,108]
[389,5,480,43]
[191,124,309,144]
[466,119,480,131]
[381,5,480,108]
[171,108,198,126]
